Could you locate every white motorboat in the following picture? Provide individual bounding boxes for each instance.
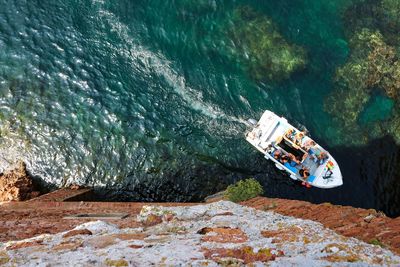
[246,110,343,189]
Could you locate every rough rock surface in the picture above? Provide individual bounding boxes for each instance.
[0,161,39,202]
[0,201,192,242]
[0,201,399,266]
[243,197,400,255]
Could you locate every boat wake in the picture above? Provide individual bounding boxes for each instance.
[91,0,249,136]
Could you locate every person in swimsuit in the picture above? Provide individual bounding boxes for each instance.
[287,153,301,165]
[317,151,328,165]
[284,128,295,140]
[273,149,282,160]
[303,140,316,151]
[294,131,305,146]
[280,154,289,164]
[299,167,310,179]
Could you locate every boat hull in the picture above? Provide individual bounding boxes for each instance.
[246,110,343,189]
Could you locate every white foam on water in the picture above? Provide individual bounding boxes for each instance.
[91,0,249,133]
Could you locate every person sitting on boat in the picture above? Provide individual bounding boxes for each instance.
[287,153,301,165]
[300,167,312,188]
[294,131,305,146]
[299,167,310,179]
[273,149,282,161]
[316,151,328,165]
[284,128,295,140]
[280,154,289,164]
[247,131,256,140]
[303,139,316,151]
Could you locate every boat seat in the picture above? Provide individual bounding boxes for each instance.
[307,175,316,183]
[284,162,298,174]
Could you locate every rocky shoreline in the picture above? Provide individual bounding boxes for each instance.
[0,161,40,202]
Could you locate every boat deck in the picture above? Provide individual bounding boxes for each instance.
[246,110,343,189]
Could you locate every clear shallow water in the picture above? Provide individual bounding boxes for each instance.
[0,0,399,215]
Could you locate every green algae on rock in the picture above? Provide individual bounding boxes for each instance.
[325,28,400,145]
[336,29,399,98]
[380,0,400,33]
[226,6,307,82]
[343,0,400,45]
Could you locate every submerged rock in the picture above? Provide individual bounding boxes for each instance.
[343,0,400,45]
[0,161,40,201]
[325,28,400,145]
[325,0,400,146]
[225,6,307,82]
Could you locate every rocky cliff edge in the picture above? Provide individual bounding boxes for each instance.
[0,201,399,266]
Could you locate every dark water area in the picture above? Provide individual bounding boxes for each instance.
[257,136,400,217]
[0,0,400,216]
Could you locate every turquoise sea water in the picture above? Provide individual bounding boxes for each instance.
[0,0,399,215]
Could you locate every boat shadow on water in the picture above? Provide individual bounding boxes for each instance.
[255,135,400,218]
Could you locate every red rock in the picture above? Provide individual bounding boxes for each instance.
[199,227,248,243]
[197,227,214,235]
[87,235,117,249]
[62,229,93,238]
[53,240,83,251]
[243,197,400,255]
[129,244,143,249]
[261,225,303,243]
[1,195,400,257]
[0,161,40,201]
[203,246,281,263]
[112,233,148,240]
[6,240,43,250]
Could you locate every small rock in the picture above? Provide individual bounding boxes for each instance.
[128,244,143,249]
[199,227,248,243]
[112,233,148,241]
[163,213,175,222]
[322,243,348,254]
[203,246,281,264]
[197,227,213,235]
[330,246,340,253]
[104,258,128,266]
[143,214,163,227]
[6,240,43,250]
[213,212,234,217]
[364,214,375,223]
[62,229,93,238]
[52,240,83,251]
[87,235,117,249]
[69,184,81,190]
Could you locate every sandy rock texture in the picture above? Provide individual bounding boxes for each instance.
[0,201,399,266]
